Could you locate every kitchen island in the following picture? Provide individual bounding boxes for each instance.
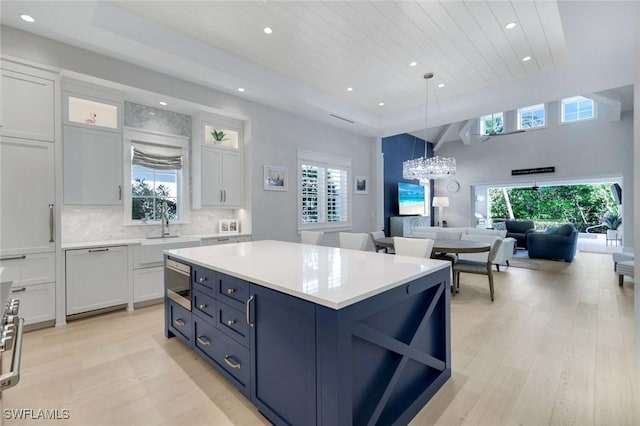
[165,240,451,425]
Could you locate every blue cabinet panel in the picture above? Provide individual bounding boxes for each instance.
[167,299,191,343]
[193,289,216,320]
[250,284,317,426]
[193,266,215,291]
[217,272,250,308]
[216,300,250,348]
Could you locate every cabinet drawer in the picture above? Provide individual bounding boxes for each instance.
[217,301,250,348]
[168,300,191,342]
[193,290,216,320]
[217,273,249,309]
[10,282,55,326]
[193,315,250,396]
[193,266,215,291]
[0,252,55,287]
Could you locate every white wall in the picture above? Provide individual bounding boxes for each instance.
[435,102,634,245]
[634,3,640,362]
[1,26,376,245]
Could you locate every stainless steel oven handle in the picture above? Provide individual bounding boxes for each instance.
[0,318,24,391]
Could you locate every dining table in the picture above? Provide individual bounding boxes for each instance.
[374,236,491,255]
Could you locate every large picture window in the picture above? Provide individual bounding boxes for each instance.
[561,96,595,123]
[298,150,351,230]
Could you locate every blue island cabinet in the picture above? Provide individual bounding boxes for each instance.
[165,258,451,426]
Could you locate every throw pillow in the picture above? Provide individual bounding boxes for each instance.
[493,222,506,230]
[555,224,574,236]
[544,226,559,234]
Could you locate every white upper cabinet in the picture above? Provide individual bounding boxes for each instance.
[0,68,55,142]
[63,125,123,205]
[192,113,244,209]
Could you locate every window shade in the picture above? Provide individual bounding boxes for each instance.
[132,142,182,170]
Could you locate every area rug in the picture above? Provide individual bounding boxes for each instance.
[508,258,542,270]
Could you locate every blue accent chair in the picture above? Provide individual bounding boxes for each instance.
[527,224,579,262]
[505,220,536,249]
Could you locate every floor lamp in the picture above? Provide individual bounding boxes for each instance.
[432,196,449,227]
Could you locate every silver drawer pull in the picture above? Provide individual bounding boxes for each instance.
[48,204,55,243]
[173,318,185,326]
[226,319,235,326]
[198,277,207,283]
[198,304,207,310]
[88,248,109,253]
[11,288,26,294]
[227,288,235,295]
[0,255,26,261]
[224,355,241,369]
[197,336,211,346]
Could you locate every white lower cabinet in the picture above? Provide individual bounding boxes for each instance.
[10,282,55,325]
[133,267,163,303]
[201,235,251,246]
[65,246,128,315]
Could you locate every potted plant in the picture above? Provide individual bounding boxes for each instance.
[602,210,622,244]
[211,129,229,144]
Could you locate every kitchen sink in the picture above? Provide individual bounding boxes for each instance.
[136,236,201,265]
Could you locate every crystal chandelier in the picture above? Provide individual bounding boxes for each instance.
[402,73,456,183]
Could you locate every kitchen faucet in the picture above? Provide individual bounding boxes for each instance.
[161,200,170,237]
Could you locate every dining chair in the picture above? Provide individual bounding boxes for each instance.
[393,237,434,258]
[369,231,386,253]
[339,232,372,251]
[452,238,502,302]
[300,231,324,246]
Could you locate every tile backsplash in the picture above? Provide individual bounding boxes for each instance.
[124,102,191,137]
[62,207,238,242]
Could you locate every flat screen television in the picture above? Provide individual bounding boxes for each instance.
[398,182,426,215]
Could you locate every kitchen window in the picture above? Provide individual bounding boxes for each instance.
[124,129,189,224]
[298,150,351,231]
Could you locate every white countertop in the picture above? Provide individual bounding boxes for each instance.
[167,240,450,310]
[60,233,251,250]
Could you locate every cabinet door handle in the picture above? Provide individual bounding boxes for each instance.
[226,288,235,295]
[197,335,211,346]
[198,303,207,310]
[173,318,185,326]
[224,355,241,369]
[0,255,26,261]
[198,276,207,283]
[223,190,227,202]
[88,248,109,253]
[246,295,254,327]
[11,287,26,293]
[226,319,235,326]
[48,204,55,243]
[220,190,223,202]
[118,185,122,200]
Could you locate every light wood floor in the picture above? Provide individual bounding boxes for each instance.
[4,252,638,425]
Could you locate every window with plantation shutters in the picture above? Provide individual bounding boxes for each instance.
[298,150,352,231]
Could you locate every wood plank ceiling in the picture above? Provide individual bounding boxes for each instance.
[117,1,567,116]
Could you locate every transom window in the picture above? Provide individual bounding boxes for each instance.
[561,96,594,123]
[480,112,504,135]
[518,104,545,129]
[298,150,351,230]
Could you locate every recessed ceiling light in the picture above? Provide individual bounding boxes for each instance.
[19,14,35,23]
[505,22,517,30]
[159,101,168,106]
[263,27,272,34]
[522,56,532,62]
[438,83,445,88]
[347,87,353,92]
[378,102,385,107]
[409,61,417,67]
[237,87,245,92]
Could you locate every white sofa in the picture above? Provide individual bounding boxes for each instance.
[411,227,517,271]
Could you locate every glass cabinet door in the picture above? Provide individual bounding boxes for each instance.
[203,124,239,150]
[65,94,120,130]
